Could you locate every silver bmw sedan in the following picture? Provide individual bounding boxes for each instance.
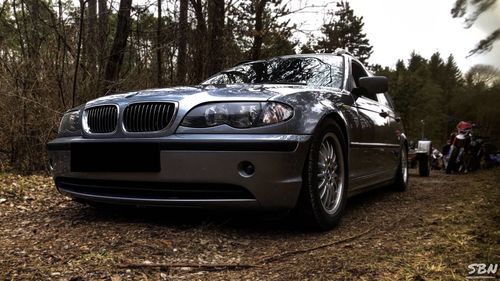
[47,51,409,229]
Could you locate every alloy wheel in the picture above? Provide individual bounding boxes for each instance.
[317,133,344,214]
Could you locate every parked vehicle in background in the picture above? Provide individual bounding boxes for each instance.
[47,51,409,230]
[467,136,485,172]
[483,140,500,168]
[408,141,418,169]
[415,140,431,177]
[445,121,472,174]
[442,140,451,169]
[430,148,444,170]
[485,151,500,167]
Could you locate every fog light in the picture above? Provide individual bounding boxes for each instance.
[238,161,255,177]
[48,158,54,171]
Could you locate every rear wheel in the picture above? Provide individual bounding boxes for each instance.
[297,120,347,230]
[394,145,409,191]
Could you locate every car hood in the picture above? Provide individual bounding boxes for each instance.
[85,84,340,107]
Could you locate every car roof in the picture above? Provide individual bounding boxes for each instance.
[234,53,346,66]
[277,53,342,59]
[268,53,346,61]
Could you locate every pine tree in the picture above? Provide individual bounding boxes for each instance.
[428,52,445,80]
[229,0,295,61]
[382,53,447,141]
[314,1,373,63]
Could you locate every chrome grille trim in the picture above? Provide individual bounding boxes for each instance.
[123,102,176,132]
[84,105,118,134]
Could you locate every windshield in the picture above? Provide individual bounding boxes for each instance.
[202,56,344,88]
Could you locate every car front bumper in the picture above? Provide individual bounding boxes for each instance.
[47,134,311,209]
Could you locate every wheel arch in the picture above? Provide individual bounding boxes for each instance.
[295,111,351,229]
[317,111,350,157]
[308,111,351,185]
[399,132,409,151]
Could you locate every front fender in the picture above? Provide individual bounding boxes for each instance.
[274,89,355,136]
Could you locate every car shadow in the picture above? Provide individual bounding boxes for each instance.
[49,183,399,235]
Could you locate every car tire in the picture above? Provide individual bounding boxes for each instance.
[394,145,409,191]
[418,154,430,177]
[296,120,348,230]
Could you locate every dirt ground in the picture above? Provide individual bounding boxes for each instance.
[0,168,498,281]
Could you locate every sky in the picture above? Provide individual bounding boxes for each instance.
[287,0,500,72]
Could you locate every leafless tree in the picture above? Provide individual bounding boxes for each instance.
[176,0,188,84]
[103,0,133,93]
[206,0,225,76]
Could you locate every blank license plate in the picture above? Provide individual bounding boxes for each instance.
[71,143,160,172]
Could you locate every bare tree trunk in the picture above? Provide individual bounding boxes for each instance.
[136,15,141,72]
[12,0,26,60]
[97,0,108,74]
[72,0,85,107]
[20,0,35,93]
[206,0,224,77]
[26,0,41,67]
[87,0,97,81]
[56,0,66,107]
[250,0,266,60]
[11,0,27,169]
[176,0,188,84]
[190,0,207,82]
[156,0,163,86]
[103,0,133,94]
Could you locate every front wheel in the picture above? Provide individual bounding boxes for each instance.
[297,120,347,230]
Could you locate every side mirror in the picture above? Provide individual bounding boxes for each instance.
[358,76,388,95]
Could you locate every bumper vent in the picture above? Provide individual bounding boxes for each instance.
[123,102,175,132]
[85,105,118,133]
[55,177,255,200]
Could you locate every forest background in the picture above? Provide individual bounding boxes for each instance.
[0,0,498,172]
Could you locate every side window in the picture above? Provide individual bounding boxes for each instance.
[352,61,385,102]
[351,61,368,88]
[351,61,379,101]
[376,93,392,109]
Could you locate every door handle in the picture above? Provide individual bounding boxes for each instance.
[379,111,389,118]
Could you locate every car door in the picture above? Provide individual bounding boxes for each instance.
[375,92,402,173]
[348,60,395,188]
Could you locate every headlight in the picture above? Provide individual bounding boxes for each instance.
[58,111,81,136]
[181,102,293,128]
